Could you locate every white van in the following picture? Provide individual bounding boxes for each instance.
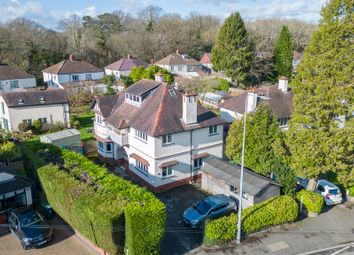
[316,179,343,205]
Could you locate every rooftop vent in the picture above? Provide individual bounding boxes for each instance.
[17,97,24,105]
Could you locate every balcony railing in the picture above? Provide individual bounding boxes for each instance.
[107,128,129,146]
[94,122,108,138]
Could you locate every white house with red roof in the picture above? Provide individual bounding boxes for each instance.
[91,75,225,192]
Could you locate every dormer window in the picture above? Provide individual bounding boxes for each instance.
[17,98,24,105]
[125,93,141,104]
[39,96,45,103]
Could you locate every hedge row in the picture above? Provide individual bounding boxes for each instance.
[296,190,324,213]
[23,145,166,255]
[204,196,299,247]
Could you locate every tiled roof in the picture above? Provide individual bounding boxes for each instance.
[220,85,293,119]
[125,79,161,96]
[92,95,119,117]
[1,89,69,108]
[0,64,34,80]
[97,82,226,137]
[105,57,148,71]
[0,162,32,195]
[200,53,212,64]
[42,59,103,74]
[156,53,200,66]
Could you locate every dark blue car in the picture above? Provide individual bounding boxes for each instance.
[183,194,236,228]
[8,207,53,250]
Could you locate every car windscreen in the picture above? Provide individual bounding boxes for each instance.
[329,189,340,195]
[194,200,212,215]
[19,210,42,227]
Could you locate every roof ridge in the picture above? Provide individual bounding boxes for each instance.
[57,60,66,74]
[151,85,168,136]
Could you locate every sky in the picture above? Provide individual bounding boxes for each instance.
[0,0,327,29]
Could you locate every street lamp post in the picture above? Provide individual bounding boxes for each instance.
[236,94,248,244]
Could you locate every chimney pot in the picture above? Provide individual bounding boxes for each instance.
[278,76,289,93]
[176,49,180,55]
[182,91,197,125]
[246,91,257,113]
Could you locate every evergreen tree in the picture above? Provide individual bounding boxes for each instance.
[287,0,353,190]
[274,25,294,79]
[226,105,295,194]
[212,12,253,86]
[103,74,116,95]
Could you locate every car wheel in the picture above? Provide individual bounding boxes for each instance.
[20,240,29,250]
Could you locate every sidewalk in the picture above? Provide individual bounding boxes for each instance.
[188,203,354,255]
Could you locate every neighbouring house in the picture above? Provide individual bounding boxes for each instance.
[0,64,36,92]
[105,54,148,79]
[91,76,225,192]
[42,55,104,93]
[0,89,70,132]
[155,49,202,77]
[0,162,33,226]
[40,128,81,151]
[219,77,293,129]
[199,91,228,108]
[200,53,213,70]
[293,51,304,72]
[201,157,281,208]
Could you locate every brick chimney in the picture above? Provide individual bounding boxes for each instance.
[278,76,288,93]
[69,54,75,61]
[154,72,164,82]
[182,91,197,125]
[246,90,258,113]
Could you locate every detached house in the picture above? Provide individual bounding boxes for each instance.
[200,53,213,70]
[155,50,202,77]
[42,55,104,93]
[105,54,148,79]
[220,77,293,129]
[0,64,36,92]
[91,76,225,192]
[0,89,70,132]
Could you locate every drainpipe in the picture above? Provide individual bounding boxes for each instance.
[190,129,193,180]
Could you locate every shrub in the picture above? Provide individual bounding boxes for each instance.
[204,196,298,247]
[32,120,42,133]
[217,78,230,92]
[18,122,32,132]
[121,75,133,88]
[73,120,81,129]
[349,187,354,197]
[297,189,324,213]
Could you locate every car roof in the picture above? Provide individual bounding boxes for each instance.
[204,194,231,206]
[12,207,36,217]
[318,179,340,189]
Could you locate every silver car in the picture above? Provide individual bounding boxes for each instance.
[182,194,236,228]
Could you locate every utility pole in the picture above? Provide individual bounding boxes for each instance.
[236,93,248,244]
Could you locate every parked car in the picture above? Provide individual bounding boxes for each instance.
[8,207,53,250]
[316,179,343,205]
[296,177,309,190]
[183,194,236,228]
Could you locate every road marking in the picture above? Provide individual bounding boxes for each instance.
[267,241,290,252]
[330,245,351,255]
[296,242,354,255]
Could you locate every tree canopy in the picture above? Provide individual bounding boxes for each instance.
[287,0,354,188]
[274,25,294,79]
[0,141,18,165]
[103,74,116,95]
[212,12,253,85]
[129,65,174,84]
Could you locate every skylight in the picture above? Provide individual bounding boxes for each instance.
[168,89,176,97]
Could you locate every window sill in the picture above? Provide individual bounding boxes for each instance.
[208,133,219,137]
[193,167,201,171]
[134,167,149,177]
[161,175,175,180]
[162,143,174,147]
[134,136,148,144]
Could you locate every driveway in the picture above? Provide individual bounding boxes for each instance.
[158,184,209,255]
[0,216,98,255]
[189,202,354,255]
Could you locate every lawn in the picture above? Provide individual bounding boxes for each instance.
[77,112,95,141]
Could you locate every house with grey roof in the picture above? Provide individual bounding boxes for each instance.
[155,49,202,77]
[0,89,70,132]
[42,55,104,93]
[201,157,281,208]
[219,77,293,129]
[91,75,226,192]
[105,54,148,79]
[0,64,36,92]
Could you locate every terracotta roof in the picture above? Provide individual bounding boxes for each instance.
[125,79,161,96]
[96,82,226,137]
[220,85,293,119]
[105,57,148,71]
[42,59,103,74]
[1,89,69,108]
[159,160,178,168]
[156,53,200,66]
[0,64,34,80]
[200,53,212,64]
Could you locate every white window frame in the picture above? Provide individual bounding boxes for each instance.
[96,115,102,124]
[135,160,149,175]
[86,73,92,80]
[209,125,218,135]
[162,166,173,178]
[135,129,148,142]
[72,74,79,81]
[10,80,19,89]
[23,119,32,125]
[193,158,203,170]
[162,134,173,145]
[98,141,104,150]
[38,117,47,124]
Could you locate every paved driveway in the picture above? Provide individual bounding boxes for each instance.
[158,185,209,255]
[0,216,98,255]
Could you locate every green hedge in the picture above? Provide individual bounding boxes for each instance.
[204,196,298,247]
[297,190,324,213]
[24,147,165,255]
[348,187,354,197]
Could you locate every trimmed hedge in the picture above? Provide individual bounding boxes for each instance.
[24,146,165,255]
[348,187,354,197]
[204,196,298,247]
[296,190,324,213]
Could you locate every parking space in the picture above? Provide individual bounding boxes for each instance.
[0,216,98,255]
[157,184,209,255]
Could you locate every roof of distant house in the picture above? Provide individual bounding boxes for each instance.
[1,89,69,108]
[200,53,212,64]
[219,84,293,119]
[42,59,103,74]
[92,94,119,117]
[0,162,32,195]
[156,52,200,66]
[0,64,34,80]
[93,80,225,137]
[105,56,148,71]
[202,157,281,196]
